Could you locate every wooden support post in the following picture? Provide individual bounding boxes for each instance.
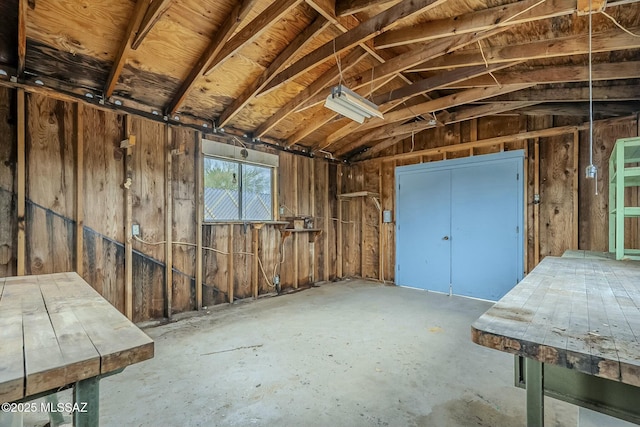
[75,103,84,276]
[470,118,478,141]
[360,197,365,278]
[227,225,234,304]
[124,115,133,320]
[252,226,259,299]
[523,142,528,274]
[534,138,540,266]
[378,161,384,281]
[323,161,330,282]
[310,159,316,283]
[337,165,343,278]
[293,158,299,288]
[17,89,25,276]
[164,125,173,318]
[195,132,203,310]
[572,130,579,250]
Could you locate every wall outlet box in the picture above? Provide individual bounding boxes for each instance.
[383,210,393,223]
[132,223,140,236]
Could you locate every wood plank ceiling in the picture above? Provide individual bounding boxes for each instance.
[0,0,639,161]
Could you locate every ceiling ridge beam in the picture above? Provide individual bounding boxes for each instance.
[218,14,330,128]
[165,0,257,116]
[131,0,174,50]
[204,0,303,77]
[260,0,449,96]
[253,46,369,137]
[375,0,576,49]
[409,26,640,72]
[104,0,152,98]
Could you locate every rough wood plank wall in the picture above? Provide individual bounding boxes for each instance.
[170,126,197,313]
[0,87,17,277]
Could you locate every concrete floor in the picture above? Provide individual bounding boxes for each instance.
[23,280,578,426]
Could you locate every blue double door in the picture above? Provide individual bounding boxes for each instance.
[395,152,524,301]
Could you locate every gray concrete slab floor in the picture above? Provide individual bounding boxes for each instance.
[22,280,578,426]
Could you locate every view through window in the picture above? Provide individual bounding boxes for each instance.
[203,157,273,221]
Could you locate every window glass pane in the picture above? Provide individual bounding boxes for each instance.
[242,164,272,220]
[203,157,240,221]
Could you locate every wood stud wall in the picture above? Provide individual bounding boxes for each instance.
[0,85,638,322]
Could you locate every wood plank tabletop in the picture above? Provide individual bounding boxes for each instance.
[472,256,640,387]
[0,272,154,403]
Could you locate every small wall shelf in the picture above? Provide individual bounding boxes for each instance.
[609,136,640,260]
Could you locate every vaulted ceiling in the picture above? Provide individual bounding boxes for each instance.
[0,0,639,161]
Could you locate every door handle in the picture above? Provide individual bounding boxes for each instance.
[442,236,449,240]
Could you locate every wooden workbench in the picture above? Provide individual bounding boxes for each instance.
[472,256,640,426]
[0,272,154,425]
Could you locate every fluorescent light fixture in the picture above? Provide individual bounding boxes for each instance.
[324,85,383,124]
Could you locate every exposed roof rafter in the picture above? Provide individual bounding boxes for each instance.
[261,0,450,95]
[131,0,174,50]
[104,0,152,98]
[218,14,331,128]
[203,0,304,76]
[165,0,259,116]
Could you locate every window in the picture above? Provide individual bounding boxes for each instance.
[202,139,277,222]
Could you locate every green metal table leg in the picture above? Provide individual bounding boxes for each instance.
[73,377,99,427]
[526,358,544,427]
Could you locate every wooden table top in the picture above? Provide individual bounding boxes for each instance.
[472,256,640,387]
[0,272,154,403]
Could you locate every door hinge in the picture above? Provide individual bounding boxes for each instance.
[398,184,401,191]
[517,173,520,180]
[516,226,519,233]
[397,264,400,271]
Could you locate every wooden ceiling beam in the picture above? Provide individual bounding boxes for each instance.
[204,0,302,77]
[344,101,540,159]
[485,85,640,102]
[261,0,449,96]
[218,15,330,128]
[17,0,27,76]
[516,102,639,116]
[336,0,399,16]
[165,0,258,116]
[253,46,369,137]
[443,61,640,89]
[131,0,174,50]
[375,0,576,49]
[104,0,152,98]
[577,0,608,14]
[409,27,640,72]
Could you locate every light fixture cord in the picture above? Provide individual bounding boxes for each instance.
[588,0,594,169]
[333,39,343,86]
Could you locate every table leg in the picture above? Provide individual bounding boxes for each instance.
[73,377,99,427]
[526,358,544,427]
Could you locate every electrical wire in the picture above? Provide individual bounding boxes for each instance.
[134,235,276,288]
[477,40,502,88]
[600,10,640,37]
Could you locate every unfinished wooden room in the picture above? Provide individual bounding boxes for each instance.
[1,0,640,426]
